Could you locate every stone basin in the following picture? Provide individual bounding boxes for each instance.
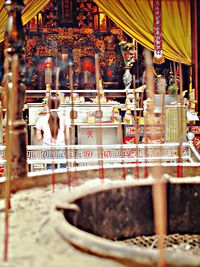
[54,177,200,267]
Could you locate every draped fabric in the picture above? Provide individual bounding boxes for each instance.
[0,0,50,43]
[94,0,191,65]
[0,0,191,64]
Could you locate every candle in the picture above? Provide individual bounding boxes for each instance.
[62,53,68,69]
[45,57,52,84]
[45,68,52,84]
[62,53,68,61]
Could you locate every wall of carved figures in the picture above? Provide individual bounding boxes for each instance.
[25,0,128,90]
[0,0,190,93]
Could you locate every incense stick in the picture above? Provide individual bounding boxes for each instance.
[3,52,20,263]
[51,112,56,192]
[118,122,126,180]
[179,62,183,95]
[51,66,60,192]
[144,49,167,266]
[69,62,73,92]
[95,53,104,180]
[68,61,78,187]
[55,67,60,93]
[177,62,183,177]
[133,74,139,179]
[139,71,147,177]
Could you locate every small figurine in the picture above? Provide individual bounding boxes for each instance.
[123,108,133,124]
[168,70,179,95]
[125,88,136,108]
[87,111,95,123]
[143,97,154,116]
[79,96,85,103]
[59,93,65,104]
[69,93,80,103]
[112,107,121,123]
[94,89,107,103]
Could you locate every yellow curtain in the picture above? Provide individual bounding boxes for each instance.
[94,0,191,65]
[0,0,50,43]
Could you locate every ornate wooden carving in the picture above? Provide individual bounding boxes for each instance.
[3,0,28,179]
[24,0,125,90]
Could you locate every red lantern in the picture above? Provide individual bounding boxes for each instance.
[92,6,109,35]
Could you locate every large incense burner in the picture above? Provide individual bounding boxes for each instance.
[54,177,200,267]
[1,1,200,266]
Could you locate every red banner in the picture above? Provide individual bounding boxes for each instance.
[153,0,164,64]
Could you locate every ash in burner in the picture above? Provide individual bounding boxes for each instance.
[117,234,200,256]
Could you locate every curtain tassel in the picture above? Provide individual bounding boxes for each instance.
[153,55,165,64]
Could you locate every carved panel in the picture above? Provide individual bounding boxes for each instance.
[24,0,127,90]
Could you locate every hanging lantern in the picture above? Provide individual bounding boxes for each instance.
[92,6,109,35]
[28,11,43,33]
[37,12,43,28]
[29,15,38,32]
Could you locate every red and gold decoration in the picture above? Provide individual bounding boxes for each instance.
[119,40,137,68]
[24,0,125,90]
[119,40,137,90]
[124,125,164,144]
[92,6,109,34]
[188,125,200,153]
[153,0,165,64]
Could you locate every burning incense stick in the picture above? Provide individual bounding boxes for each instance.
[68,61,78,186]
[94,53,104,179]
[69,62,73,92]
[144,49,167,266]
[133,74,139,179]
[51,66,60,192]
[118,122,126,180]
[95,53,100,90]
[132,74,137,126]
[3,54,20,261]
[55,67,60,93]
[177,62,184,177]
